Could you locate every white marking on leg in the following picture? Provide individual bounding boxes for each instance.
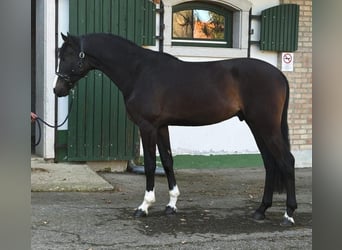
[284,211,295,224]
[167,185,180,210]
[138,189,155,215]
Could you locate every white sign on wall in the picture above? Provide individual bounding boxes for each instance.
[281,52,294,71]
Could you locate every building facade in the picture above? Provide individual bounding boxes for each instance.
[32,0,312,167]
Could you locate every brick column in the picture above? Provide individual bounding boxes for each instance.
[279,0,312,151]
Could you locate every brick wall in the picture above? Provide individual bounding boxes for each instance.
[280,0,312,151]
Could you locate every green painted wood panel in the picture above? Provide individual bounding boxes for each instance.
[66,0,155,161]
[260,4,299,52]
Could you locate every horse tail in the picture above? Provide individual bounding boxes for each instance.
[273,75,292,193]
[281,75,291,150]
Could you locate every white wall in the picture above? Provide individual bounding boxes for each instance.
[170,119,258,155]
[35,0,56,158]
[57,0,69,130]
[35,0,69,159]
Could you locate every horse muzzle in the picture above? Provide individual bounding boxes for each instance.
[54,77,71,97]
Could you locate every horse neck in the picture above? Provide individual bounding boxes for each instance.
[84,35,145,97]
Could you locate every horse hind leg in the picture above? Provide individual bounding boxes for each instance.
[262,132,297,225]
[282,151,297,226]
[252,139,277,221]
[248,120,297,225]
[157,126,180,215]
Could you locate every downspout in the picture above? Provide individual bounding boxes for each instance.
[54,0,59,162]
[248,8,252,58]
[156,0,164,52]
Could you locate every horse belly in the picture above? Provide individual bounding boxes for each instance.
[165,95,239,126]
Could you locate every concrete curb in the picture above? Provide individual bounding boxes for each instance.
[31,157,114,192]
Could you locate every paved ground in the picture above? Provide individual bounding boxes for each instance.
[31,157,114,192]
[31,162,312,249]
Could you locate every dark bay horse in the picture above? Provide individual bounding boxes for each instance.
[54,33,297,225]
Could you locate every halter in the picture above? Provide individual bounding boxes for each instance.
[56,37,86,82]
[78,37,86,68]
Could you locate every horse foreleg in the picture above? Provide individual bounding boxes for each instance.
[134,126,157,217]
[157,126,180,215]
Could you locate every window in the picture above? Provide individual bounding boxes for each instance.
[172,2,233,47]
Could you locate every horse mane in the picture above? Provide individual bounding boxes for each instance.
[82,33,180,62]
[88,33,138,47]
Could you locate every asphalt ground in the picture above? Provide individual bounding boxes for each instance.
[31,166,312,249]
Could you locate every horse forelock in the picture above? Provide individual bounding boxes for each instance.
[59,35,82,58]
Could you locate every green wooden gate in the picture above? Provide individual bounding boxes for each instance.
[58,0,155,161]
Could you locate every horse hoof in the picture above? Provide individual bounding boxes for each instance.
[134,209,147,218]
[280,217,295,226]
[281,213,295,226]
[252,211,265,221]
[165,206,177,216]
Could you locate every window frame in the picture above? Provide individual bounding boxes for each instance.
[172,2,233,48]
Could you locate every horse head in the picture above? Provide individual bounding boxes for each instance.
[54,33,92,97]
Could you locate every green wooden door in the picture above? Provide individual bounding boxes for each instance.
[65,0,155,161]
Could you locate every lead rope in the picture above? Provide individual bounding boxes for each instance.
[32,96,74,146]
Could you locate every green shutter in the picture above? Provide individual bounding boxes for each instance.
[62,0,155,161]
[260,4,299,52]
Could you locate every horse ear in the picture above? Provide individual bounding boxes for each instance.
[61,32,68,42]
[61,32,77,44]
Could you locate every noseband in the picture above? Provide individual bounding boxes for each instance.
[56,37,86,82]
